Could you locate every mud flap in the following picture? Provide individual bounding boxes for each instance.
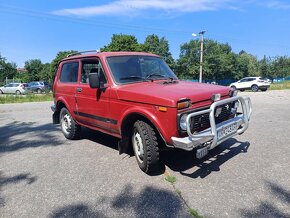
[118,139,131,155]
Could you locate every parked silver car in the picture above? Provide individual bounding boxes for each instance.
[0,83,27,94]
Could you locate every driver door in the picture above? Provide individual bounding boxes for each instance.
[75,58,111,131]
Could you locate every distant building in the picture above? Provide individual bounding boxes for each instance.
[17,68,28,73]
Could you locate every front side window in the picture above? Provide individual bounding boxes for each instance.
[59,62,79,83]
[81,59,106,84]
[107,55,177,84]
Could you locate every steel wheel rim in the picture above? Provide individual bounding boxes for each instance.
[61,113,72,135]
[252,86,258,92]
[132,130,144,163]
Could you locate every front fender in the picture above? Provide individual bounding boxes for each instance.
[119,106,176,144]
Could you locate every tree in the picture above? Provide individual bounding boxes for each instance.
[176,39,237,80]
[270,56,290,78]
[176,40,200,79]
[235,51,259,80]
[24,59,43,81]
[143,34,175,69]
[39,63,51,82]
[0,54,17,85]
[258,55,271,78]
[101,34,144,52]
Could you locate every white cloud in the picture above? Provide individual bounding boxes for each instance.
[52,0,234,17]
[262,0,290,9]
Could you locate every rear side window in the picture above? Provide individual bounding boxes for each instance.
[59,62,79,83]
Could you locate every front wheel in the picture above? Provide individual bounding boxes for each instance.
[16,90,21,95]
[251,84,259,92]
[60,107,81,139]
[132,120,160,173]
[0,89,3,94]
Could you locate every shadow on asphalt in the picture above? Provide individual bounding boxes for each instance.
[239,181,290,218]
[80,127,119,151]
[0,122,63,153]
[161,138,250,178]
[80,128,250,178]
[0,171,37,207]
[50,185,189,218]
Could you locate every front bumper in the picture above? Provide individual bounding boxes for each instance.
[171,96,252,151]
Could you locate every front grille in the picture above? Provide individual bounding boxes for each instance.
[189,103,233,132]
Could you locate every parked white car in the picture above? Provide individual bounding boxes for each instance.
[230,77,270,92]
[0,83,27,94]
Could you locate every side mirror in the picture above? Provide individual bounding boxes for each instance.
[89,73,100,88]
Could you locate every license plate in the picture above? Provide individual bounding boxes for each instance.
[217,122,238,140]
[196,146,208,159]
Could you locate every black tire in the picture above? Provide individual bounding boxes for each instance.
[37,88,42,94]
[251,84,259,92]
[16,90,21,95]
[231,85,237,90]
[132,120,160,173]
[60,107,81,140]
[0,89,3,94]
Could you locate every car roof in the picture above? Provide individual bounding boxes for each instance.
[61,51,160,62]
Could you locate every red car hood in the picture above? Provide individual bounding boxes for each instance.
[116,80,230,107]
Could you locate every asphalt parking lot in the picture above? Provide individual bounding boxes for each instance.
[1,90,290,218]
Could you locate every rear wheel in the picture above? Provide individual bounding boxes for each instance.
[16,90,21,95]
[251,84,259,92]
[0,89,3,94]
[37,88,42,94]
[132,120,160,173]
[60,107,81,139]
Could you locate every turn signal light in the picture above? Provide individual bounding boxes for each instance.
[177,100,190,109]
[158,106,167,112]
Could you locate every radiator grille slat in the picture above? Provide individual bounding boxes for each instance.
[190,103,232,132]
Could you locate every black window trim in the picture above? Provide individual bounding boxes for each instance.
[80,57,107,85]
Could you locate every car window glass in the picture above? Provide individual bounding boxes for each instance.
[107,55,177,84]
[240,79,247,82]
[60,62,79,83]
[81,59,106,84]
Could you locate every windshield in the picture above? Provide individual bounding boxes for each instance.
[106,55,177,84]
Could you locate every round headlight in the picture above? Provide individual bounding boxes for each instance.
[180,114,188,131]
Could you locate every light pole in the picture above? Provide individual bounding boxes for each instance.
[192,31,206,83]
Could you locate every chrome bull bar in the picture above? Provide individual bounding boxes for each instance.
[171,96,252,151]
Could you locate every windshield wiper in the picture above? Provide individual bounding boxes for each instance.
[119,76,144,80]
[146,74,166,80]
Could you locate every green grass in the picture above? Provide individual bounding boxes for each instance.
[0,93,53,104]
[188,208,204,218]
[165,175,177,184]
[269,81,290,90]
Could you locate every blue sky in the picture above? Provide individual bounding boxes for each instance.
[0,0,290,67]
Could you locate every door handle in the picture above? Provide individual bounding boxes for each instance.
[76,87,82,92]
